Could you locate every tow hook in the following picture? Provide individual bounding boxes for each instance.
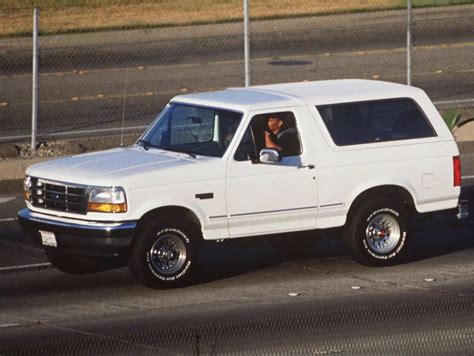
[457,200,469,220]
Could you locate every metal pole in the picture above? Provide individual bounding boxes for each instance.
[243,0,250,87]
[407,0,412,86]
[120,69,129,147]
[31,6,39,153]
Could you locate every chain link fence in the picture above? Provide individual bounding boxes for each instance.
[249,4,407,86]
[412,4,474,107]
[0,1,473,145]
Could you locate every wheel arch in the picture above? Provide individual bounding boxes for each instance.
[345,185,416,227]
[134,205,203,240]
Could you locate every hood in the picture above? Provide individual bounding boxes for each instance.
[26,146,200,187]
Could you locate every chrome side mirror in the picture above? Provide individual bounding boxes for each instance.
[259,148,281,163]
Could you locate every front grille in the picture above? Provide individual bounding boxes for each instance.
[29,178,88,214]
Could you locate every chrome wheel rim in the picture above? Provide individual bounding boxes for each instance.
[365,213,401,254]
[149,234,187,275]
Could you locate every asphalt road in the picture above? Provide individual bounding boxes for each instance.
[0,5,473,140]
[0,147,473,353]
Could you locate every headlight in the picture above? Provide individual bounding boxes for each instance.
[23,176,31,201]
[87,187,127,213]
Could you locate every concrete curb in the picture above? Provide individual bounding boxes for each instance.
[0,157,51,181]
[0,133,140,194]
[0,179,24,195]
[0,158,51,195]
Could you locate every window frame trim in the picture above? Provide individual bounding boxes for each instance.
[232,110,304,162]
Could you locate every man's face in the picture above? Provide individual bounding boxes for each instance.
[267,117,283,132]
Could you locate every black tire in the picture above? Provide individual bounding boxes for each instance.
[343,198,411,266]
[128,217,198,289]
[45,249,109,274]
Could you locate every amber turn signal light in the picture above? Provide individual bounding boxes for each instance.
[87,202,127,213]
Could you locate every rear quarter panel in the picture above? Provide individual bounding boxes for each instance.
[309,92,460,229]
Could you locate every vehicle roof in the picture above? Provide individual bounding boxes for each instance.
[171,79,425,112]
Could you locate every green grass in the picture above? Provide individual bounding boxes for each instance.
[442,109,461,131]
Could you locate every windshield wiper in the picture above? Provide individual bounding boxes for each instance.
[138,141,196,158]
[162,147,196,159]
[137,139,152,151]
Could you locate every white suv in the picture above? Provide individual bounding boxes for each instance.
[19,80,464,288]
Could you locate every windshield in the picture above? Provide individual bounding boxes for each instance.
[140,103,243,157]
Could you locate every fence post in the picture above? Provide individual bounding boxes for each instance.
[31,6,39,153]
[407,0,412,86]
[243,0,250,87]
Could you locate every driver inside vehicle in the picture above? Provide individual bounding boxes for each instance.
[264,116,300,156]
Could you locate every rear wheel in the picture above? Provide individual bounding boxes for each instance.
[129,217,198,288]
[344,199,411,266]
[45,249,109,274]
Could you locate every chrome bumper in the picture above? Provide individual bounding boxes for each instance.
[18,208,137,257]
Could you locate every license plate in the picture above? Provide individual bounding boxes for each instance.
[39,230,57,247]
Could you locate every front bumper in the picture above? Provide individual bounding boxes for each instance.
[18,208,136,257]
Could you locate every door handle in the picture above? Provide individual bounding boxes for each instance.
[298,164,315,169]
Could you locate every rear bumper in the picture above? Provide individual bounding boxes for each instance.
[18,208,136,257]
[457,199,469,220]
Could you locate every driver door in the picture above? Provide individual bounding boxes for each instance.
[225,108,318,238]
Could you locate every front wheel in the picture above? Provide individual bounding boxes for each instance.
[128,217,198,288]
[344,199,411,266]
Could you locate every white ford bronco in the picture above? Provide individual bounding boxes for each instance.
[19,80,465,288]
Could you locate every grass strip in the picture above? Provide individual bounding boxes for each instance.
[0,0,473,38]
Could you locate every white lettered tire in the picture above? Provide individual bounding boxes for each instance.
[129,217,198,288]
[344,199,410,266]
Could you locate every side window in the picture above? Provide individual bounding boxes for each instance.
[317,98,436,146]
[234,111,302,161]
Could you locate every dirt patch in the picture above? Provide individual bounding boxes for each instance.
[0,133,140,161]
[454,121,474,142]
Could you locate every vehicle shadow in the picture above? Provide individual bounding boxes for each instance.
[409,221,474,262]
[1,218,471,296]
[192,229,344,285]
[193,217,474,285]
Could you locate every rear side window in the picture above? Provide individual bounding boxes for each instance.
[317,98,436,146]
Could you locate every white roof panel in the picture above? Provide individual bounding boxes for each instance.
[172,80,424,111]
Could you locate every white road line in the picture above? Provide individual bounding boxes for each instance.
[434,98,474,106]
[0,323,21,328]
[0,217,16,222]
[462,175,474,180]
[0,197,15,204]
[0,263,52,273]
